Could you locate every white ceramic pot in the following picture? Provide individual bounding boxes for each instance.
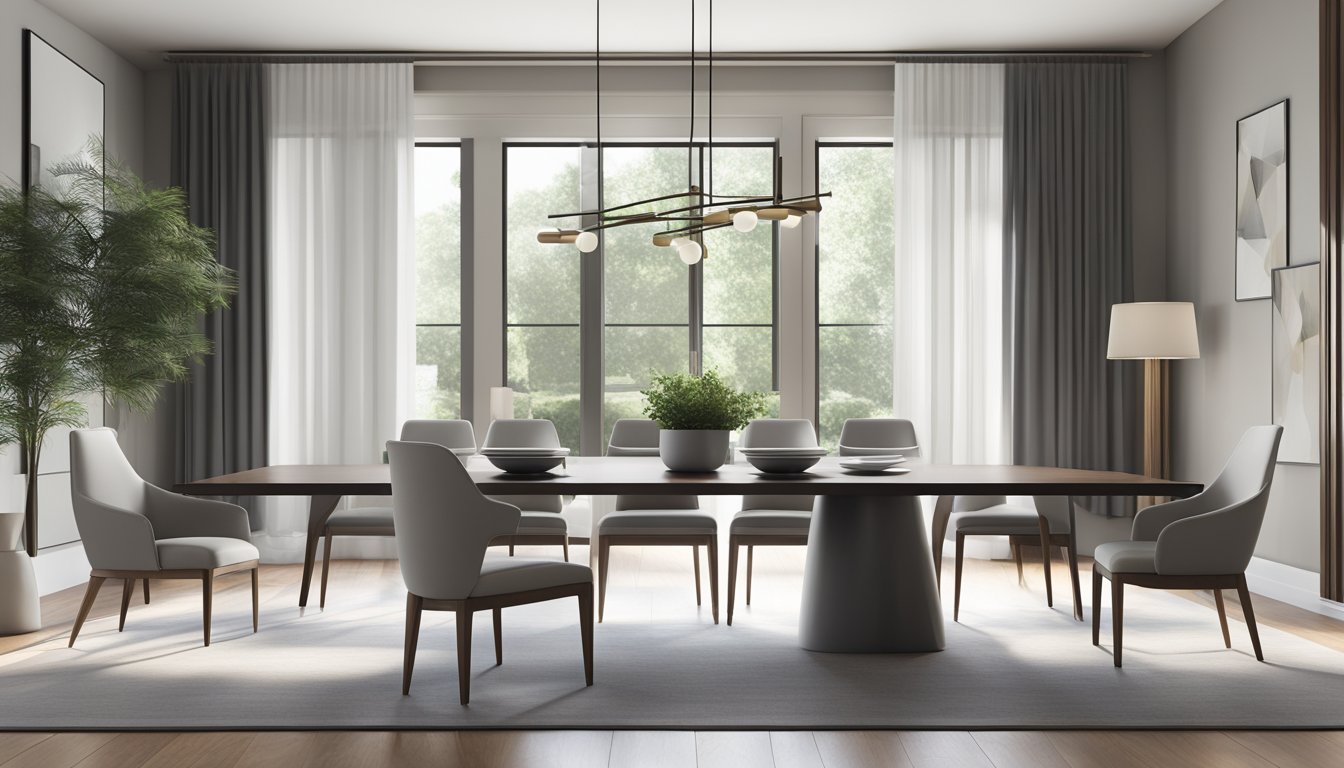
[658,429,729,472]
[0,513,41,635]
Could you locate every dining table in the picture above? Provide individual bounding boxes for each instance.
[176,457,1202,653]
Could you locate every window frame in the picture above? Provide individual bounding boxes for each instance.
[412,140,468,421]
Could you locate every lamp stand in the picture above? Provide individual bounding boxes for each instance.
[1140,358,1171,509]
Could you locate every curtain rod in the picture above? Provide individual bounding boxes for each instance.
[163,50,1151,64]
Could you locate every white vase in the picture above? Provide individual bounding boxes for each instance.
[0,513,41,635]
[658,429,729,472]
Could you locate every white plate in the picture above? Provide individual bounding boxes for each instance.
[839,463,911,475]
[839,455,906,464]
[739,447,829,455]
[838,445,919,456]
[480,447,571,455]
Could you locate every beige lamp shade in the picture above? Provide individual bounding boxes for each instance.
[1107,302,1201,359]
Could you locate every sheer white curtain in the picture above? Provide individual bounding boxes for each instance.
[257,63,415,559]
[893,62,1008,464]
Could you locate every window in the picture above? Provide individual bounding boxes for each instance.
[413,143,464,419]
[506,142,778,454]
[504,145,584,450]
[815,143,896,449]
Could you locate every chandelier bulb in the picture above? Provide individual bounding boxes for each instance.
[733,210,759,232]
[575,231,600,253]
[781,214,802,229]
[677,240,703,265]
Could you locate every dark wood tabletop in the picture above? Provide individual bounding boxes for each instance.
[176,456,1203,498]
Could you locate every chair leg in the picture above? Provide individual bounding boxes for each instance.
[320,530,333,609]
[493,607,503,665]
[1111,578,1124,668]
[746,545,754,605]
[1214,589,1231,648]
[202,570,214,647]
[69,576,106,648]
[1236,574,1265,661]
[953,533,965,622]
[1012,539,1025,587]
[707,536,720,625]
[578,589,594,686]
[456,608,474,705]
[402,593,423,695]
[509,544,515,557]
[119,578,134,632]
[931,495,953,588]
[142,579,151,604]
[598,538,610,623]
[693,545,702,606]
[726,536,739,626]
[252,567,260,633]
[1092,568,1102,646]
[562,536,570,563]
[1066,543,1084,621]
[1038,517,1054,608]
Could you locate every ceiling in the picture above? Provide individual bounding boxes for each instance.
[39,0,1224,70]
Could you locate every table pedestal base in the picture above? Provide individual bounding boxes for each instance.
[800,495,945,652]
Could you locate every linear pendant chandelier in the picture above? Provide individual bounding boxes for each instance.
[536,0,830,265]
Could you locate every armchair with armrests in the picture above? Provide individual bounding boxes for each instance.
[1092,425,1282,667]
[68,428,259,647]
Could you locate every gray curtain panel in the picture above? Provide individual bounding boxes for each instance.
[171,63,269,527]
[1003,61,1139,516]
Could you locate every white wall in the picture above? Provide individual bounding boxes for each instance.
[2,0,147,593]
[1166,0,1320,571]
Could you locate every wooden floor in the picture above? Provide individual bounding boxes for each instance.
[3,554,1342,768]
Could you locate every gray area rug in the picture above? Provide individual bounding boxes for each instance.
[4,551,1344,730]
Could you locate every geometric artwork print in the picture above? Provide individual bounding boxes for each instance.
[1236,100,1289,301]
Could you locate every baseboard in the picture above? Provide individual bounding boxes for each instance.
[1245,556,1344,621]
[32,541,91,596]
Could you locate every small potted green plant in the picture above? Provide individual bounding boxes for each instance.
[641,370,770,472]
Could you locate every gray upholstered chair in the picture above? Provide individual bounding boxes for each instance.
[320,419,477,607]
[726,419,817,625]
[953,496,1082,621]
[598,418,719,624]
[68,428,259,647]
[388,439,593,705]
[1092,425,1282,667]
[483,419,572,560]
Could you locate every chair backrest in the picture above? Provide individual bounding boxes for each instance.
[1201,425,1285,511]
[481,419,564,513]
[482,419,561,450]
[388,440,521,600]
[607,418,660,457]
[70,428,147,517]
[838,418,921,457]
[739,419,817,512]
[400,419,476,451]
[1030,496,1073,534]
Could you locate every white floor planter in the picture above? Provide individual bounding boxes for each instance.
[0,512,41,634]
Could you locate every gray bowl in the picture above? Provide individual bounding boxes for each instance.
[743,453,822,474]
[486,455,565,474]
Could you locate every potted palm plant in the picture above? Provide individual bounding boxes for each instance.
[641,370,770,472]
[0,140,234,562]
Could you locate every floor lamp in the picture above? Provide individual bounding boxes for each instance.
[1107,302,1201,508]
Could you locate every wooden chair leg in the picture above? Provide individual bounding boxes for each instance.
[1038,516,1054,608]
[69,576,106,647]
[1092,568,1103,646]
[402,593,423,695]
[1214,589,1231,648]
[746,545,754,605]
[251,567,260,633]
[1111,578,1124,667]
[1012,539,1025,587]
[598,538,611,623]
[1236,574,1265,661]
[727,536,739,626]
[931,495,953,587]
[493,607,504,665]
[320,530,333,609]
[1066,543,1083,621]
[202,570,214,647]
[562,536,570,563]
[119,578,134,632]
[707,535,720,625]
[142,579,151,604]
[953,533,965,622]
[508,544,515,557]
[456,607,474,705]
[578,589,594,686]
[693,545,702,606]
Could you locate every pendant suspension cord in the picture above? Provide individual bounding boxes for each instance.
[595,0,602,226]
[687,0,695,193]
[707,0,713,200]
